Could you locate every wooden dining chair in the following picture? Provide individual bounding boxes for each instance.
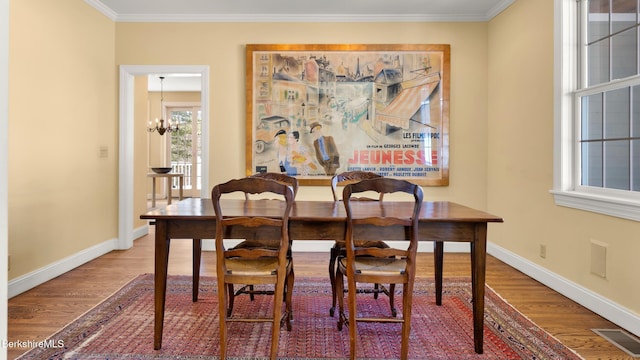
[328,171,392,317]
[228,172,298,306]
[336,177,423,360]
[211,177,295,360]
[191,172,297,304]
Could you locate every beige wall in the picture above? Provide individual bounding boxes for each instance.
[116,22,490,206]
[487,0,639,313]
[8,0,116,278]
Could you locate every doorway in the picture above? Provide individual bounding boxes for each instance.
[118,65,210,250]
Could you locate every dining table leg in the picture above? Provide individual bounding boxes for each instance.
[434,241,444,305]
[470,223,487,354]
[154,220,170,350]
[192,239,202,302]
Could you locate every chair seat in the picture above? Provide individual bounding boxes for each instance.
[226,257,290,276]
[338,257,406,275]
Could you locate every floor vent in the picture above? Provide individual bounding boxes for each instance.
[593,329,640,357]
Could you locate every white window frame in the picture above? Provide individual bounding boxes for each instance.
[552,0,640,221]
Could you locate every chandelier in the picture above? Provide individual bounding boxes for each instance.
[148,76,179,135]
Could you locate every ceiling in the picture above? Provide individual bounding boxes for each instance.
[148,74,202,92]
[87,0,516,23]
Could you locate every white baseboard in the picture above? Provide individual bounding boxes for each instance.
[132,225,149,242]
[8,238,118,298]
[202,240,471,253]
[488,242,640,338]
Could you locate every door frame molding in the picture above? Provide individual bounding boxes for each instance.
[118,65,210,249]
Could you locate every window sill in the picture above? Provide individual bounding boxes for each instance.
[550,189,640,222]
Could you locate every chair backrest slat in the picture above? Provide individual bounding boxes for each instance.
[246,172,298,200]
[331,171,383,202]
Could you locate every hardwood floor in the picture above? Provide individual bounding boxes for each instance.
[7,228,635,359]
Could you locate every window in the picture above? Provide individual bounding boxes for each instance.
[553,0,640,221]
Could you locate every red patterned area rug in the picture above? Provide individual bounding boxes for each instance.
[18,274,582,359]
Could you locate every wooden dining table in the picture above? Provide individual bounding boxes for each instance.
[141,198,503,354]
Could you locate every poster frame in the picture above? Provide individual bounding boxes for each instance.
[245,44,450,186]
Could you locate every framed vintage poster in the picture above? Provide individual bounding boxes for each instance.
[246,44,449,186]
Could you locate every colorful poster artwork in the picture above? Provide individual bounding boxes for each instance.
[246,44,450,186]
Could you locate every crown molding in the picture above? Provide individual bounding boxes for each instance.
[84,0,118,21]
[486,0,516,20]
[85,0,517,23]
[113,13,490,23]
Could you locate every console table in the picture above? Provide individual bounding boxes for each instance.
[147,173,184,207]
